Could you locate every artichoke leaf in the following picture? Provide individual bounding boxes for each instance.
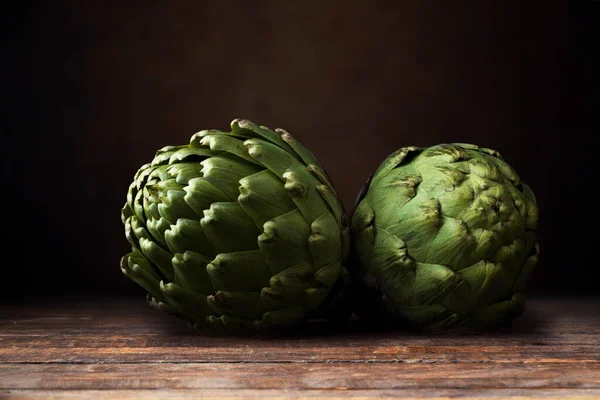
[470,293,526,326]
[124,216,148,251]
[369,146,422,188]
[308,212,341,269]
[145,216,171,248]
[269,261,315,294]
[379,260,459,306]
[238,169,296,230]
[457,260,513,307]
[201,202,260,253]
[121,203,134,224]
[207,250,271,292]
[283,164,330,227]
[200,154,262,200]
[258,208,311,275]
[244,138,302,178]
[191,128,252,144]
[315,183,345,229]
[208,291,266,319]
[172,251,214,294]
[199,133,262,167]
[385,196,442,261]
[121,252,165,303]
[395,304,453,328]
[314,258,342,288]
[160,281,219,321]
[139,237,175,282]
[364,227,412,276]
[203,314,257,336]
[152,145,188,166]
[157,189,199,223]
[424,217,477,271]
[167,147,214,165]
[183,177,230,216]
[512,244,539,292]
[234,119,297,157]
[165,218,214,256]
[167,163,203,186]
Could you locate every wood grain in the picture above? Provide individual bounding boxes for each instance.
[0,297,599,399]
[4,389,600,400]
[2,362,600,389]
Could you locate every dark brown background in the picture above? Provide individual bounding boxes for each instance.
[4,1,598,300]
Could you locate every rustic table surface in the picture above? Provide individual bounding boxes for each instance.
[0,297,598,400]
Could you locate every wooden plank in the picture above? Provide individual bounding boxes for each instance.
[1,333,597,346]
[1,299,598,365]
[4,388,600,400]
[1,298,597,346]
[1,363,599,390]
[0,298,598,398]
[2,322,598,339]
[1,346,598,364]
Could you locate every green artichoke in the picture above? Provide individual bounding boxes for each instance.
[121,119,350,335]
[351,143,539,330]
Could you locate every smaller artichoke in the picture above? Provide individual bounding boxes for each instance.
[351,143,539,330]
[121,119,350,335]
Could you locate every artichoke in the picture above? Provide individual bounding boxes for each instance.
[351,144,539,330]
[121,119,350,335]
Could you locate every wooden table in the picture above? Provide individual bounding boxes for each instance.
[0,297,598,399]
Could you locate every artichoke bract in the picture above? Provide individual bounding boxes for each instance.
[121,119,350,335]
[351,144,539,330]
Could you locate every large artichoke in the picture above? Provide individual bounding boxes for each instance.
[351,144,539,330]
[121,119,350,335]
